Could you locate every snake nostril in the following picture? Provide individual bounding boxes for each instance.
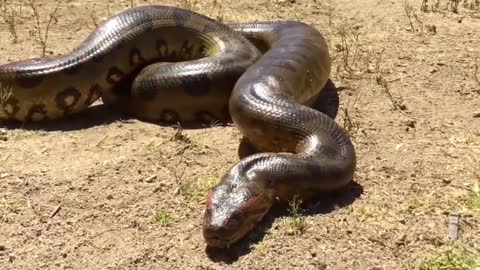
[205,222,228,235]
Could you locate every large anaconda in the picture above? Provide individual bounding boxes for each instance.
[0,5,356,248]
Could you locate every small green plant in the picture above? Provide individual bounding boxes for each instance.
[284,195,306,235]
[152,211,174,226]
[419,249,479,270]
[253,242,269,256]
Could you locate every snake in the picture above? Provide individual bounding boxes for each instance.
[0,5,356,248]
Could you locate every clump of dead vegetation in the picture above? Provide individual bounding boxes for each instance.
[405,0,425,32]
[405,0,479,34]
[0,0,24,43]
[28,0,61,56]
[330,19,363,74]
[376,75,408,111]
[420,0,480,13]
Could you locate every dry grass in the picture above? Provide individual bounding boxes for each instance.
[0,0,23,43]
[28,0,61,56]
[463,132,480,211]
[178,175,218,203]
[253,241,270,256]
[376,75,408,111]
[0,83,12,120]
[474,57,480,87]
[331,19,362,73]
[177,0,199,10]
[420,0,479,13]
[85,4,100,29]
[405,0,424,32]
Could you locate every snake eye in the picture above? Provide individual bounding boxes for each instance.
[226,211,242,227]
[239,194,260,213]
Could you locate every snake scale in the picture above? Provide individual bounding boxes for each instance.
[0,5,356,248]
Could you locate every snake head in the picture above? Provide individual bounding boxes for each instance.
[202,178,273,248]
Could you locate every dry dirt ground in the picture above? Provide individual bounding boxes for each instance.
[0,0,479,269]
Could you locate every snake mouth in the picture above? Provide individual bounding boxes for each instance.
[204,236,232,248]
[204,233,240,248]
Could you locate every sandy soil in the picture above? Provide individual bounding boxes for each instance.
[0,0,479,269]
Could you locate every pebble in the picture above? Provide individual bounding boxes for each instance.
[405,120,416,128]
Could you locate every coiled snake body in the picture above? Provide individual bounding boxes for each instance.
[0,5,356,248]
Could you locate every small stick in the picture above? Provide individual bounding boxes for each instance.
[50,204,61,218]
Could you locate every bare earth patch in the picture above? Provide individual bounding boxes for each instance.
[0,0,479,269]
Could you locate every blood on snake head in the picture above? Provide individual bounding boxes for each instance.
[202,173,274,248]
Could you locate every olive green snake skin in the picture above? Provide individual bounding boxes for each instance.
[0,5,356,248]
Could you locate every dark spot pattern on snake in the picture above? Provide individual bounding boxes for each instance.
[195,111,218,123]
[160,109,180,123]
[92,53,105,63]
[25,104,47,122]
[135,82,158,99]
[180,40,194,59]
[85,84,102,106]
[16,75,44,89]
[156,39,177,60]
[129,48,146,66]
[2,97,20,117]
[182,73,210,96]
[64,64,82,75]
[55,87,81,113]
[113,39,127,50]
[106,67,125,84]
[194,45,208,58]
